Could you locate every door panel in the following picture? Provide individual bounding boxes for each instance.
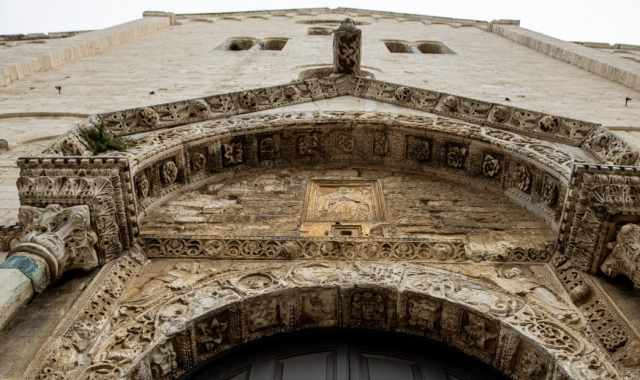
[275,351,335,380]
[186,330,505,380]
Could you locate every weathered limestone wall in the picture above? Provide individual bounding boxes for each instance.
[0,16,171,86]
[0,11,637,125]
[490,24,640,92]
[142,167,551,244]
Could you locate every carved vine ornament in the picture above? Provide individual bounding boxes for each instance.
[5,18,640,380]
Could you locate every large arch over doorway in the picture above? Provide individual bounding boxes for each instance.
[30,260,617,380]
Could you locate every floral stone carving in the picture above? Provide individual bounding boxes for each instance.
[6,205,98,291]
[601,224,640,288]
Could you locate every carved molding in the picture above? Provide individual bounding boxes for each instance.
[76,76,611,153]
[116,112,574,232]
[25,260,621,380]
[15,159,136,261]
[553,256,640,379]
[23,253,146,380]
[141,236,551,262]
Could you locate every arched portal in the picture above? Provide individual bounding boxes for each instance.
[185,329,507,380]
[53,260,618,380]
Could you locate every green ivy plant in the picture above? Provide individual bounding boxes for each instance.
[78,125,131,154]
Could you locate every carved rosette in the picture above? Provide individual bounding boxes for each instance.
[482,154,501,178]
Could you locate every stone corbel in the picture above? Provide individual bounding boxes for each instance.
[601,223,640,288]
[333,18,361,75]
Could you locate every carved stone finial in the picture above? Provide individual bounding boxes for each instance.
[601,223,640,288]
[11,204,99,282]
[333,18,361,75]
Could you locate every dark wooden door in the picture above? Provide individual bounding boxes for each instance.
[188,330,505,380]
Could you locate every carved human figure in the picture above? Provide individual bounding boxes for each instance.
[333,18,361,74]
[601,223,640,288]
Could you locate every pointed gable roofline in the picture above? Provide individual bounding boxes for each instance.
[86,75,635,166]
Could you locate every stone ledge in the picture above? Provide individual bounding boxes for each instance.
[0,17,171,87]
[490,25,640,92]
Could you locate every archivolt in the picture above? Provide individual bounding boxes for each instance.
[121,111,582,229]
[39,260,618,380]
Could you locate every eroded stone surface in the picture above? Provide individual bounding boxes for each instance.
[142,168,551,244]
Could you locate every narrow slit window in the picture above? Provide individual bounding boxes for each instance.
[260,38,288,51]
[384,40,413,53]
[416,41,454,54]
[227,38,256,51]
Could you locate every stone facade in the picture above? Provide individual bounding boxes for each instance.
[0,7,639,380]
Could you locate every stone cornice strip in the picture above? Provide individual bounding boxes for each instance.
[1,17,171,87]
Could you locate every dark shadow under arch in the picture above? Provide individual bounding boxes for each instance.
[184,328,508,380]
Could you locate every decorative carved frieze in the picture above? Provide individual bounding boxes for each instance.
[24,253,145,380]
[553,256,640,376]
[16,158,135,260]
[78,76,610,154]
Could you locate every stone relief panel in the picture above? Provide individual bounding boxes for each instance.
[301,178,385,237]
[140,168,553,260]
[24,259,622,380]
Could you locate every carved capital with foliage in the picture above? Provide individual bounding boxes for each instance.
[601,223,640,288]
[11,204,99,280]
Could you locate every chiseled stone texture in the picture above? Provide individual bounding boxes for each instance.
[142,167,551,243]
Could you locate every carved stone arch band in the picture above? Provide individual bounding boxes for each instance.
[29,260,618,380]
